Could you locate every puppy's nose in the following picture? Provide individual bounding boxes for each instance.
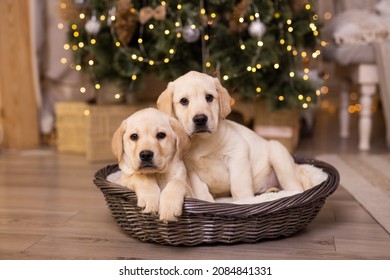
[139,150,154,162]
[193,114,208,126]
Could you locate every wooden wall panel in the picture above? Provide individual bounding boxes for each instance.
[0,0,40,149]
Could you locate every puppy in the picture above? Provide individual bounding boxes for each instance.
[157,71,312,202]
[111,108,192,222]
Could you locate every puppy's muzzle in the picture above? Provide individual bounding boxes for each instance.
[192,114,210,133]
[139,150,156,169]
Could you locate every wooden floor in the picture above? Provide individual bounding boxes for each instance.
[1,91,390,259]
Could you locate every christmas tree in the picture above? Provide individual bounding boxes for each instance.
[60,0,322,109]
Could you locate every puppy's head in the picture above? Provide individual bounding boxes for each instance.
[157,71,231,137]
[112,108,190,175]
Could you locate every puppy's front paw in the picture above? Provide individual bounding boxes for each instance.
[137,188,160,214]
[159,200,183,223]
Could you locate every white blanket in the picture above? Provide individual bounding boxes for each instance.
[107,164,328,204]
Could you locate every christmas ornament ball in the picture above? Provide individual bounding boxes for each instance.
[182,25,201,43]
[85,15,101,35]
[248,19,266,39]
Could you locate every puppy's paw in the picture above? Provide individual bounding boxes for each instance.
[137,189,160,214]
[159,200,183,223]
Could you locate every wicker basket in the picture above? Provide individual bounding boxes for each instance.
[93,158,339,246]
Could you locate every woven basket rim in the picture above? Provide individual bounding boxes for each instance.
[93,158,340,219]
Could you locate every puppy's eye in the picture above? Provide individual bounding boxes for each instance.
[206,94,214,103]
[130,133,138,141]
[180,98,189,106]
[156,132,166,140]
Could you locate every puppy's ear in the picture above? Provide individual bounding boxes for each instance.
[111,120,126,163]
[214,78,232,119]
[157,82,174,116]
[170,118,191,159]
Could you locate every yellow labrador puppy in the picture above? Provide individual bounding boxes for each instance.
[157,71,312,202]
[111,108,192,222]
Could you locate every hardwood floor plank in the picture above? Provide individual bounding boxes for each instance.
[335,238,390,259]
[0,233,45,257]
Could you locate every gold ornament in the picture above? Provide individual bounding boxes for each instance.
[114,0,138,45]
[229,0,251,32]
[139,5,167,25]
[288,0,309,13]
